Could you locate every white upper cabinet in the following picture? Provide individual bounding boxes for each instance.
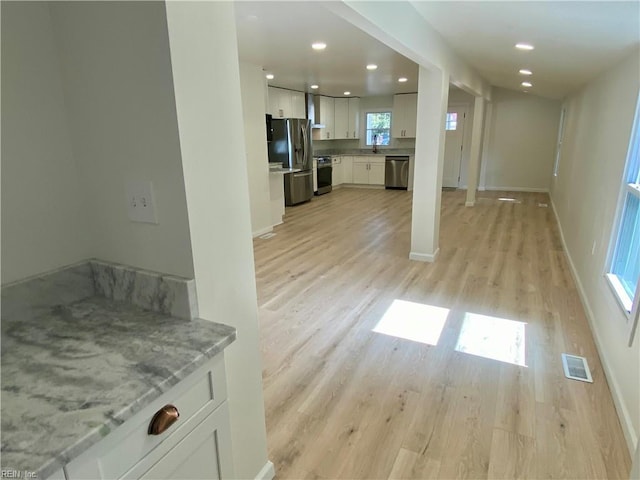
[334,98,360,140]
[347,97,360,139]
[391,93,417,138]
[268,87,306,119]
[313,95,335,140]
[290,90,306,119]
[334,98,349,139]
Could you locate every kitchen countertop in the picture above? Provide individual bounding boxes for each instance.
[1,267,236,478]
[269,164,302,174]
[312,148,415,156]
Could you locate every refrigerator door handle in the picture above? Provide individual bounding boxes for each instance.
[293,172,312,178]
[300,125,306,166]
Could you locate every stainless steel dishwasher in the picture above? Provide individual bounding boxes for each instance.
[385,155,409,189]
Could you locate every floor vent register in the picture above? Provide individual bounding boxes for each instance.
[561,353,593,383]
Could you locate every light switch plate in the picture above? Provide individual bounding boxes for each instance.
[126,180,158,224]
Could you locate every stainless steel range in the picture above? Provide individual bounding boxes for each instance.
[315,156,332,195]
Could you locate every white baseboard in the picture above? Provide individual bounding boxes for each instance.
[550,198,637,455]
[343,183,385,190]
[483,186,549,193]
[254,461,275,480]
[252,226,274,238]
[409,248,439,263]
[465,201,475,207]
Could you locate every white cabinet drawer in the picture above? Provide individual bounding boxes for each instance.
[65,355,227,479]
[126,401,233,479]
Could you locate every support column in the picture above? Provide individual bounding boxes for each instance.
[410,65,449,262]
[165,3,271,479]
[465,96,486,206]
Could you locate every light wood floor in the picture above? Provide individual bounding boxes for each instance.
[253,187,631,479]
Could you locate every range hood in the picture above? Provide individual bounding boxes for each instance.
[306,93,325,129]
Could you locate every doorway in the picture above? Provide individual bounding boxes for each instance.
[442,105,467,188]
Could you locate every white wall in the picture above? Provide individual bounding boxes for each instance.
[550,49,640,454]
[1,2,90,284]
[481,88,560,191]
[239,62,274,237]
[448,87,476,187]
[165,2,270,478]
[49,1,194,278]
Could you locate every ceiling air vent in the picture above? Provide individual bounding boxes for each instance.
[561,353,593,383]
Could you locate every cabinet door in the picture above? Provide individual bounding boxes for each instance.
[391,94,406,138]
[332,157,343,186]
[348,98,360,139]
[278,89,292,118]
[267,87,279,117]
[290,90,306,119]
[342,156,353,183]
[352,162,369,184]
[403,93,418,138]
[319,96,335,139]
[334,98,349,140]
[392,93,418,138]
[369,163,386,185]
[137,403,233,480]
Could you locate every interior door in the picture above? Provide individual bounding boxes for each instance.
[442,105,466,188]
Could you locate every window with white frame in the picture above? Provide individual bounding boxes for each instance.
[445,112,458,131]
[607,93,640,345]
[365,112,391,146]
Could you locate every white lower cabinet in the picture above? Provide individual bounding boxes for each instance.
[332,157,343,186]
[352,162,369,184]
[64,354,233,480]
[369,163,385,185]
[136,404,231,480]
[341,156,353,184]
[352,156,385,185]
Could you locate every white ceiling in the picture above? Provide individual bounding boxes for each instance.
[234,1,419,97]
[234,1,640,100]
[411,1,640,99]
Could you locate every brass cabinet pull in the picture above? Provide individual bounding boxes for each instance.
[148,404,179,435]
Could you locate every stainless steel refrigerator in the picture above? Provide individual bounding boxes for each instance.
[268,118,314,206]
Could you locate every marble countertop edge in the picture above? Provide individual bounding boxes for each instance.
[36,325,236,478]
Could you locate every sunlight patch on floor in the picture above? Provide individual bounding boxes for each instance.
[455,312,527,366]
[373,299,449,345]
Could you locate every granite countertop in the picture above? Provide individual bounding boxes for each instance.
[1,264,236,478]
[312,148,415,156]
[268,164,302,174]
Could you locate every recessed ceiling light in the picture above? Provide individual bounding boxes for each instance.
[344,91,351,96]
[311,42,327,51]
[515,43,535,51]
[521,81,533,87]
[310,84,319,89]
[519,69,533,75]
[265,74,274,80]
[398,77,408,83]
[366,64,378,70]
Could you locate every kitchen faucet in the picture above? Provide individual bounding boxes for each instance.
[372,134,378,153]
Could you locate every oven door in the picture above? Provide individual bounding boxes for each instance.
[316,164,332,195]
